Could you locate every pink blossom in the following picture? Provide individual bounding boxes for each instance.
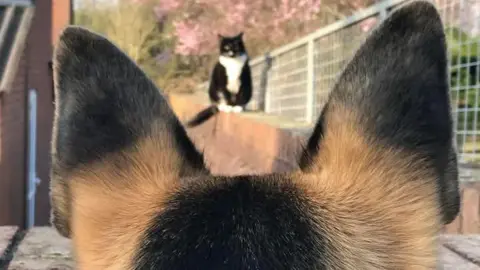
[150,0,328,55]
[360,17,377,32]
[158,0,180,11]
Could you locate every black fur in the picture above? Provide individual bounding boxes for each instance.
[209,58,253,107]
[186,33,253,128]
[134,176,326,270]
[219,33,247,56]
[185,105,219,128]
[50,26,207,237]
[50,0,462,268]
[210,33,252,106]
[134,2,461,268]
[52,27,205,172]
[299,1,460,225]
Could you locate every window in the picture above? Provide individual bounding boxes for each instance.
[0,1,34,92]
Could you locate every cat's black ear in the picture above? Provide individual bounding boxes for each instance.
[50,26,207,237]
[299,0,459,224]
[217,33,223,40]
[238,32,244,38]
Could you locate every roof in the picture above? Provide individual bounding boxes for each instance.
[0,1,34,92]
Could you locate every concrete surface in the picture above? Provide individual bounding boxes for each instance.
[442,235,480,265]
[4,227,73,270]
[438,246,480,269]
[0,226,18,269]
[0,227,16,255]
[0,227,479,269]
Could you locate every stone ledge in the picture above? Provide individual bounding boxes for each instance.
[169,94,480,234]
[438,246,480,269]
[0,226,18,268]
[442,235,480,265]
[8,227,74,270]
[168,94,304,172]
[0,227,17,255]
[1,227,479,269]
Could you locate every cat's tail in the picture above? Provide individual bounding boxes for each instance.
[184,105,219,128]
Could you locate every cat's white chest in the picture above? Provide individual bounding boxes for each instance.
[219,54,248,94]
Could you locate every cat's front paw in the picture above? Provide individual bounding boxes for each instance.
[218,104,233,113]
[224,106,233,113]
[232,106,243,113]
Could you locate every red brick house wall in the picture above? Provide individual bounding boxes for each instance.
[28,0,54,227]
[0,0,71,227]
[29,0,71,226]
[52,0,72,45]
[0,53,28,226]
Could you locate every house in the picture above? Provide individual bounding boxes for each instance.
[0,0,72,228]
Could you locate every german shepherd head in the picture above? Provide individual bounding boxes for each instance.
[50,1,460,269]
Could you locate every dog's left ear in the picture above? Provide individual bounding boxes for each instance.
[50,26,207,237]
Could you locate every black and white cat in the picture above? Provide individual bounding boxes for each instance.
[185,33,253,128]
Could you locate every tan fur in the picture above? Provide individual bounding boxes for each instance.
[69,134,184,270]
[49,51,71,237]
[50,4,453,267]
[69,106,441,270]
[295,106,441,269]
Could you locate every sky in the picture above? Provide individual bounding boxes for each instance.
[74,0,119,10]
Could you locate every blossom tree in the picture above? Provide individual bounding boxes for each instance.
[77,0,377,92]
[152,0,321,56]
[152,0,379,56]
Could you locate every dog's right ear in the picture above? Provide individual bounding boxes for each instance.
[50,26,207,237]
[299,0,460,225]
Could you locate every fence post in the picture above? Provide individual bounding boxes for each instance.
[305,39,315,123]
[379,5,388,20]
[263,53,273,113]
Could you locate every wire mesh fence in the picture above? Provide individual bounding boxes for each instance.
[437,0,480,166]
[199,0,480,170]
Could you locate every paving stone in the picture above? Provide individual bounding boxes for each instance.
[461,188,480,233]
[4,227,479,269]
[0,226,17,255]
[9,227,74,270]
[441,234,480,265]
[438,246,480,269]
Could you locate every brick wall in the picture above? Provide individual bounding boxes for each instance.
[51,0,71,45]
[0,0,60,227]
[444,182,480,234]
[169,94,480,234]
[28,0,56,226]
[0,52,27,226]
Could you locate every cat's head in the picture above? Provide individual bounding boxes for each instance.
[218,32,246,57]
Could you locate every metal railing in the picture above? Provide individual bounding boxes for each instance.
[241,0,407,121]
[439,0,480,167]
[199,0,480,168]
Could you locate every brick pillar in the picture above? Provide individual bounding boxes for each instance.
[26,0,70,226]
[52,0,72,45]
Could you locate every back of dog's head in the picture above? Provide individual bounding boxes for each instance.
[50,1,459,269]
